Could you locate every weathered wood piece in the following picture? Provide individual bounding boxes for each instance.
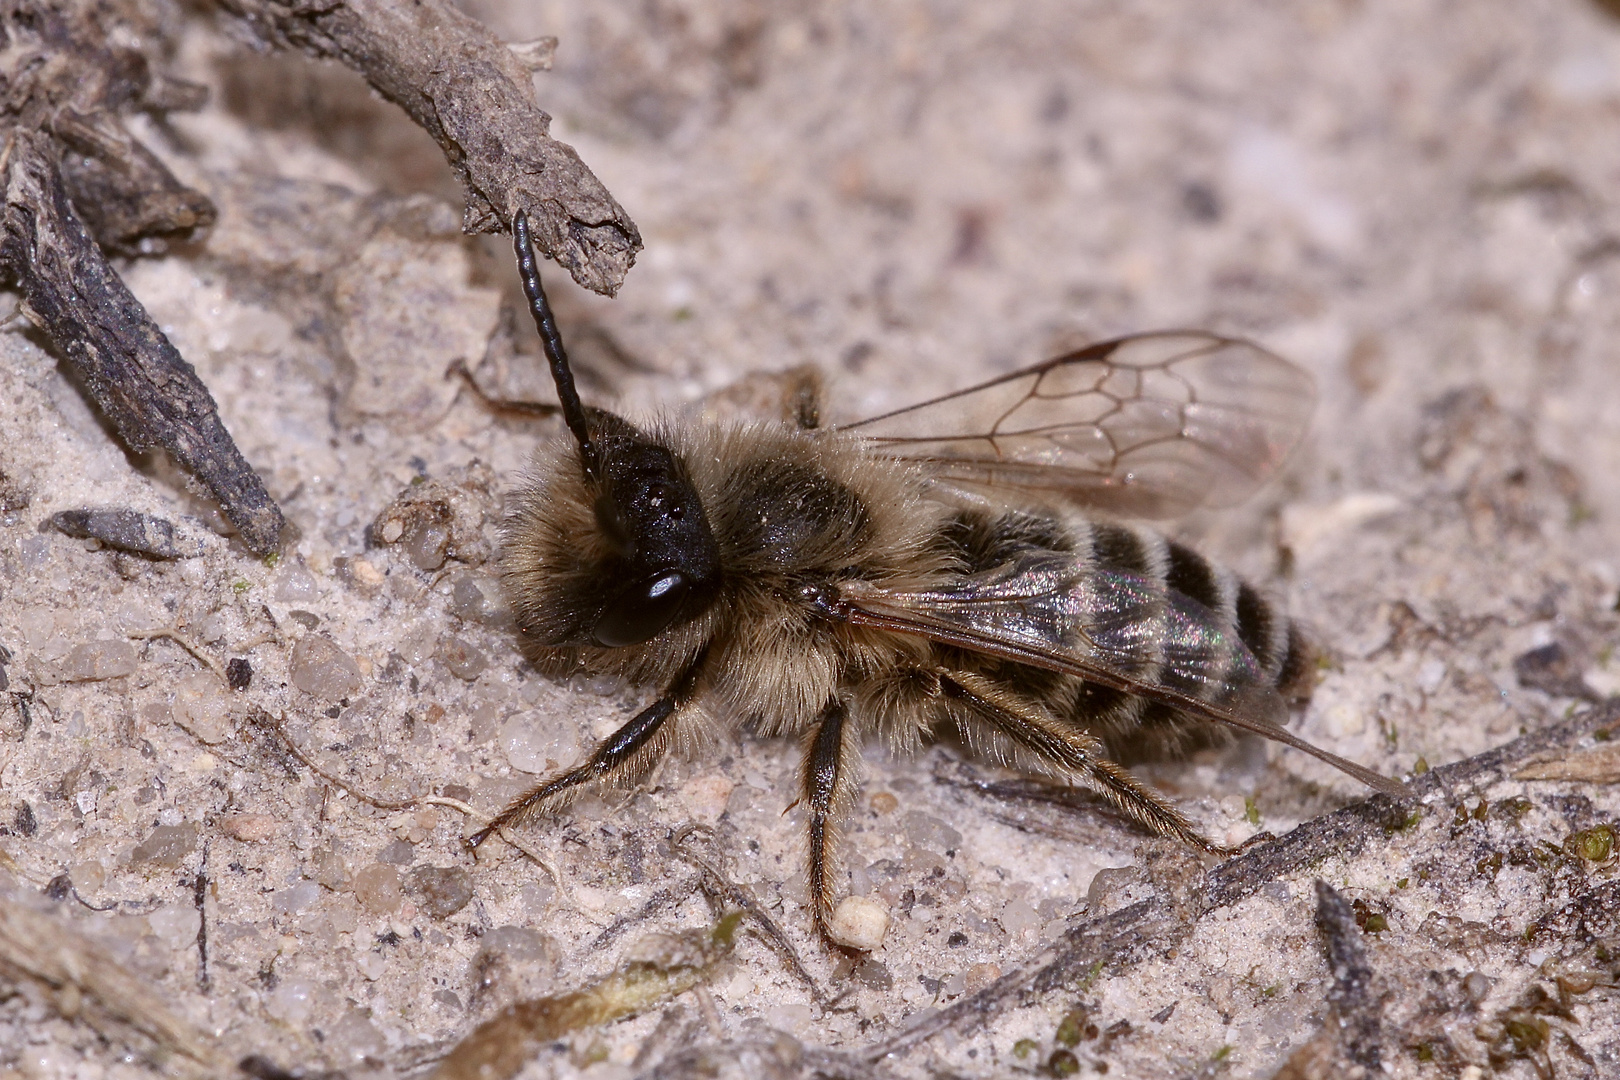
[213,0,643,296]
[0,133,284,553]
[0,1,216,253]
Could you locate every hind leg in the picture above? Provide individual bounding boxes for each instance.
[940,668,1220,853]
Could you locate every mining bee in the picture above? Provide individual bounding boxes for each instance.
[473,211,1403,943]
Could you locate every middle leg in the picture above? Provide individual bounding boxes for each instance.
[801,698,859,939]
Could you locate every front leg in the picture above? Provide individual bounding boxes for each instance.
[802,699,859,940]
[470,659,704,847]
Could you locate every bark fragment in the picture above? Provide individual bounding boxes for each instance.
[0,0,217,254]
[0,133,285,553]
[211,0,642,295]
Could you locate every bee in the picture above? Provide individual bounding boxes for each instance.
[473,211,1404,941]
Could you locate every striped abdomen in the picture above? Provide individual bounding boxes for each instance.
[932,509,1314,762]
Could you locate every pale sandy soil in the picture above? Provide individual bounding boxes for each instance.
[2,2,1619,1078]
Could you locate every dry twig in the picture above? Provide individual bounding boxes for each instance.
[0,886,230,1077]
[211,0,642,295]
[0,131,285,552]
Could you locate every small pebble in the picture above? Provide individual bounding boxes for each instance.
[868,791,899,814]
[68,861,106,892]
[273,563,321,603]
[405,522,451,571]
[310,845,349,889]
[902,810,961,852]
[440,636,487,680]
[327,1009,386,1062]
[289,636,364,701]
[173,669,237,743]
[851,956,894,989]
[405,866,473,918]
[219,814,279,843]
[824,895,889,951]
[518,881,554,916]
[226,657,252,690]
[351,863,403,915]
[963,962,1002,993]
[59,641,137,682]
[765,1004,815,1035]
[448,574,490,620]
[50,508,184,559]
[500,714,572,773]
[679,775,735,824]
[377,839,415,865]
[271,881,323,915]
[132,823,199,868]
[482,925,549,961]
[999,897,1041,936]
[264,979,317,1023]
[1086,866,1146,911]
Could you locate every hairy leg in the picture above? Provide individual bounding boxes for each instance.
[801,699,859,938]
[470,660,704,847]
[940,669,1220,853]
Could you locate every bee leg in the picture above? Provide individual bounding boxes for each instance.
[940,670,1221,854]
[470,681,689,848]
[802,699,858,940]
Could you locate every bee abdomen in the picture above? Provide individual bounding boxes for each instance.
[1084,522,1296,683]
[936,511,1313,762]
[1085,520,1312,758]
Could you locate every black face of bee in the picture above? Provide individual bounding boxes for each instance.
[583,411,721,647]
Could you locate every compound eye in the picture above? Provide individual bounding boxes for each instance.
[591,572,690,647]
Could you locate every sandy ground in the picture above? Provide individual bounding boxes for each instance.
[2,1,1619,1077]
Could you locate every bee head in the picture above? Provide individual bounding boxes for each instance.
[504,214,721,649]
[574,411,721,646]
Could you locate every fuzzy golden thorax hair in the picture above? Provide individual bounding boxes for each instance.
[500,408,952,729]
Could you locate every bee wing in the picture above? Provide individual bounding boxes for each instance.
[840,332,1315,519]
[836,567,1404,797]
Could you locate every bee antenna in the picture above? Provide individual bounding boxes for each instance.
[512,211,600,480]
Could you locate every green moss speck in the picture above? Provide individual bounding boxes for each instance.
[1566,824,1613,863]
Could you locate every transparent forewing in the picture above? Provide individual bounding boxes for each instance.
[836,564,1406,795]
[842,332,1315,519]
[851,553,1280,721]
